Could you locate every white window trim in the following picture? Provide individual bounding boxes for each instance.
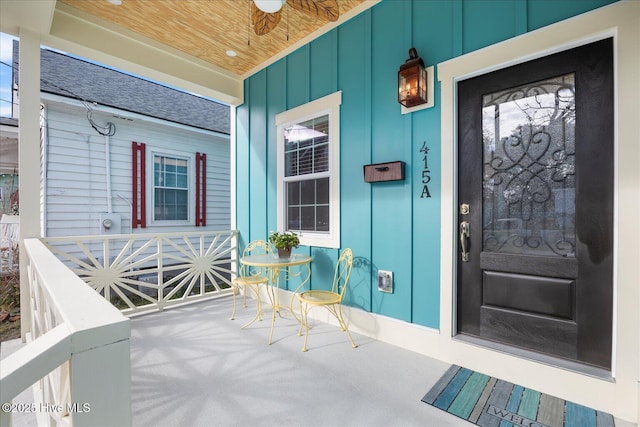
[275,91,342,248]
[147,147,196,227]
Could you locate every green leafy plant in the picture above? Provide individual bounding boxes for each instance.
[268,231,300,249]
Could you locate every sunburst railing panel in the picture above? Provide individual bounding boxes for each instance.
[41,230,239,315]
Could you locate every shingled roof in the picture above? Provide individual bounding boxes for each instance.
[13,41,230,135]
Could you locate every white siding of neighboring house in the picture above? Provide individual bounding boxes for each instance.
[41,95,230,238]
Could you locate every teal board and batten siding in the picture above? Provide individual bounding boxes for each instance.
[235,0,618,328]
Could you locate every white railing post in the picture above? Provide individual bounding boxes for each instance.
[69,339,131,427]
[157,236,164,311]
[231,230,238,283]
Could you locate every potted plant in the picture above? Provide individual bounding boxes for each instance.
[268,231,300,258]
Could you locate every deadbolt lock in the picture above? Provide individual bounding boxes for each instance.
[460,203,470,215]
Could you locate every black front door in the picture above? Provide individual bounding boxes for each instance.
[456,38,614,370]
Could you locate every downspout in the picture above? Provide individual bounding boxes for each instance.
[85,109,116,214]
[41,104,48,237]
[105,134,113,213]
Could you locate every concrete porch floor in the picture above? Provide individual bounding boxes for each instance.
[3,296,636,426]
[129,296,471,426]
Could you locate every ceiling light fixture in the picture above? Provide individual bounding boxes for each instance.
[254,0,285,14]
[107,0,122,5]
[226,50,237,57]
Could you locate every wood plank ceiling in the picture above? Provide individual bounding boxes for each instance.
[58,0,366,77]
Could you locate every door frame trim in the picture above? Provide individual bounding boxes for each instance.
[455,38,614,369]
[441,30,617,361]
[437,1,639,422]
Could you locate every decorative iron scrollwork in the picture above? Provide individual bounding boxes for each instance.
[482,74,576,257]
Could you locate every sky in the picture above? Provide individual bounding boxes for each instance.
[0,33,17,118]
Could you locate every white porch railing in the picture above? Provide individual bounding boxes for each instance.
[1,230,238,426]
[40,230,239,316]
[1,238,131,427]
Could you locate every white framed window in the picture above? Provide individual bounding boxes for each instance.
[148,149,195,225]
[276,91,341,248]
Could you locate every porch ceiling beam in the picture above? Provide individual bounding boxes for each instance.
[0,0,55,36]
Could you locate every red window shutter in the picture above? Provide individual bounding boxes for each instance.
[195,152,206,226]
[132,142,146,228]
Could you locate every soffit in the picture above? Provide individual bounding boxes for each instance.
[2,0,378,105]
[57,0,368,77]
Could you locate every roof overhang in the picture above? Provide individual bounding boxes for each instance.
[1,0,244,106]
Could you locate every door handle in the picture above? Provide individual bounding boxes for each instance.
[460,221,470,262]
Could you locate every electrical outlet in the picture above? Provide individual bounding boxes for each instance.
[378,270,393,293]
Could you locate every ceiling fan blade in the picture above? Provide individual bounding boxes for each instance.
[252,2,282,35]
[287,0,340,22]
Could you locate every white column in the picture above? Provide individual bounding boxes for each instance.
[18,28,41,340]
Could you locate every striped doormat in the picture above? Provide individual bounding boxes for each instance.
[422,365,615,427]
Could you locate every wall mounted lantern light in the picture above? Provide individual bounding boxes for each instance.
[398,48,428,108]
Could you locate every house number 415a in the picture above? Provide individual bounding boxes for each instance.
[419,141,431,198]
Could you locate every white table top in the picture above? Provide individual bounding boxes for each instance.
[240,253,312,267]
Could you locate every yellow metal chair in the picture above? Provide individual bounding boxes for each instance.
[230,240,272,328]
[297,248,357,352]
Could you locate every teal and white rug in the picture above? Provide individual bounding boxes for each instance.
[422,365,615,427]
